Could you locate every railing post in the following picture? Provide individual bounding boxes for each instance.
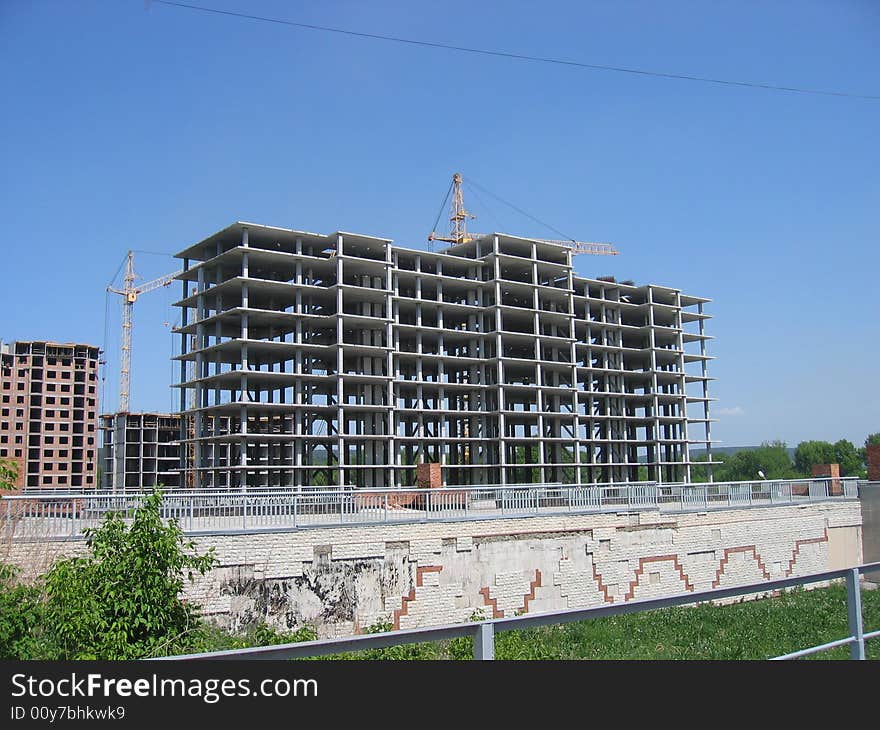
[473,622,495,660]
[293,492,298,529]
[846,567,866,660]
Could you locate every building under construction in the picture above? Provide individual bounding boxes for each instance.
[99,411,235,491]
[99,412,182,490]
[173,216,714,489]
[0,340,100,489]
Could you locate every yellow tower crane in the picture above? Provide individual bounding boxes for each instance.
[107,251,199,488]
[428,172,621,256]
[427,173,621,465]
[107,251,181,413]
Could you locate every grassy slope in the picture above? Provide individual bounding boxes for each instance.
[314,585,880,660]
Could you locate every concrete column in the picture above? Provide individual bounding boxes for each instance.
[492,236,507,485]
[698,301,713,482]
[673,291,691,482]
[178,259,190,479]
[336,235,344,487]
[647,288,660,483]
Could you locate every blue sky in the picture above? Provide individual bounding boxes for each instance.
[1,0,877,448]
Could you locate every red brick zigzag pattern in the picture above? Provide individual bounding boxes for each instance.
[481,568,544,618]
[712,546,770,589]
[479,586,504,618]
[518,569,542,614]
[624,555,694,601]
[785,530,829,577]
[392,565,442,630]
[591,560,615,604]
[391,533,827,630]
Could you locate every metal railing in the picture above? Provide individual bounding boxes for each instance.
[154,561,880,661]
[1,478,859,539]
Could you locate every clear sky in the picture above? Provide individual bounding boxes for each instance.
[1,0,877,449]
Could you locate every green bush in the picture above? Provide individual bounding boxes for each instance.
[0,457,18,492]
[42,489,216,659]
[186,621,319,653]
[0,563,47,659]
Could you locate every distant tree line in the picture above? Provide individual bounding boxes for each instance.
[691,433,879,483]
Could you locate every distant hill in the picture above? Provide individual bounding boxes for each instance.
[690,445,796,458]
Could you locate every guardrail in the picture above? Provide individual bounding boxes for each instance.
[153,561,880,661]
[1,478,860,539]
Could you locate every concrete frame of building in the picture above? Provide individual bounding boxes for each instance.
[173,222,715,489]
[99,412,182,490]
[99,411,234,491]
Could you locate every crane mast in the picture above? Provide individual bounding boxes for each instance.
[428,172,620,257]
[107,251,181,412]
[428,173,476,245]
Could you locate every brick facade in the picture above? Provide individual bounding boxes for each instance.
[867,445,880,482]
[416,463,442,489]
[0,341,100,489]
[811,463,842,495]
[5,502,861,638]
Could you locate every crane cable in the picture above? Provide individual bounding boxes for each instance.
[465,182,508,233]
[429,178,454,237]
[466,176,578,243]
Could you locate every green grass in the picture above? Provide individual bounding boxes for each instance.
[311,585,880,660]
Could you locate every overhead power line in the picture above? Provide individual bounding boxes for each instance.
[151,0,879,101]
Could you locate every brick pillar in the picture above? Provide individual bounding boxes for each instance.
[867,445,880,482]
[812,463,841,495]
[416,463,442,489]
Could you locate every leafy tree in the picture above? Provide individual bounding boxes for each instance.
[0,564,46,659]
[866,433,880,447]
[794,441,836,476]
[832,439,863,477]
[0,460,42,659]
[715,441,796,481]
[794,439,864,478]
[43,489,216,659]
[689,454,714,484]
[0,458,17,491]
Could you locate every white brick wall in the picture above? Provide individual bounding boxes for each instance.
[2,502,863,638]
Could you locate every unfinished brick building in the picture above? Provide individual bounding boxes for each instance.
[0,340,100,489]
